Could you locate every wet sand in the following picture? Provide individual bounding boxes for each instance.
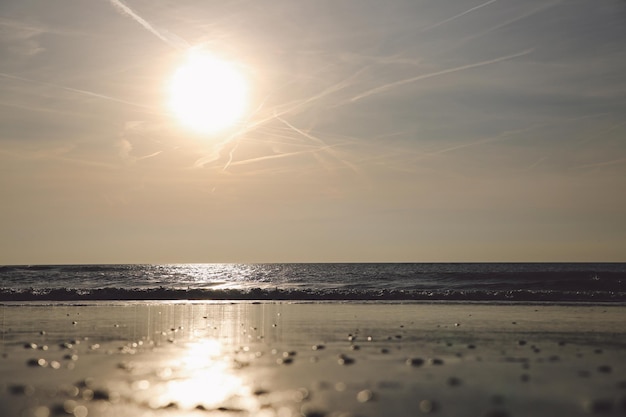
[1,302,625,417]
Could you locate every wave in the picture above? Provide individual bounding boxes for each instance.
[1,287,624,302]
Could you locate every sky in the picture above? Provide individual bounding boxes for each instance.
[1,0,625,264]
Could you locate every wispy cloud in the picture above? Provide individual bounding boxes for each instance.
[346,48,534,104]
[0,17,45,56]
[458,1,561,47]
[109,0,188,49]
[577,157,626,170]
[422,0,500,32]
[0,71,159,114]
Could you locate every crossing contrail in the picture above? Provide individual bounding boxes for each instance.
[348,48,534,104]
[109,0,188,49]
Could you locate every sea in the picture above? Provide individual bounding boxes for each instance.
[0,263,625,303]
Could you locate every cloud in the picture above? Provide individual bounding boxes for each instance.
[346,48,534,104]
[421,0,500,32]
[108,0,188,49]
[0,71,158,114]
[0,17,45,57]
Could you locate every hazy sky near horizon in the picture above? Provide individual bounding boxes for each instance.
[1,0,625,264]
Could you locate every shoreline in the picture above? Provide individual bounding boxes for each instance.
[1,302,625,416]
[2,298,626,308]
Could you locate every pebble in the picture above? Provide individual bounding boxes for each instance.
[27,358,48,367]
[406,358,424,367]
[583,398,613,414]
[337,354,355,365]
[32,406,50,417]
[300,406,326,417]
[9,384,35,396]
[92,389,114,401]
[50,404,67,416]
[356,389,375,403]
[447,377,462,387]
[76,378,95,389]
[419,399,438,413]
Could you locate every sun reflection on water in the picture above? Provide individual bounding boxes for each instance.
[145,339,253,411]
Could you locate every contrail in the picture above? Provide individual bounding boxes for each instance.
[577,157,626,170]
[136,150,164,161]
[274,114,361,174]
[222,140,240,171]
[348,48,534,103]
[422,0,500,32]
[0,72,158,113]
[462,1,560,45]
[109,0,188,49]
[228,143,347,167]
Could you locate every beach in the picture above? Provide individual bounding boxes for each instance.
[1,302,625,417]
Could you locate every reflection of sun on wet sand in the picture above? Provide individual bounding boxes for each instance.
[1,302,625,416]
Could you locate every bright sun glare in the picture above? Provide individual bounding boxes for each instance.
[168,50,248,134]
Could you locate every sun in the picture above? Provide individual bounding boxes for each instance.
[168,50,249,134]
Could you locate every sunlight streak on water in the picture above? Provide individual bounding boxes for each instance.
[143,339,253,411]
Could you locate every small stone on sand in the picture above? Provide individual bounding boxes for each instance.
[406,358,424,367]
[447,377,462,387]
[419,399,438,413]
[583,398,613,413]
[357,389,375,403]
[337,354,355,365]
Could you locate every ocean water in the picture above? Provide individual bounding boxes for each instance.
[0,263,624,303]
